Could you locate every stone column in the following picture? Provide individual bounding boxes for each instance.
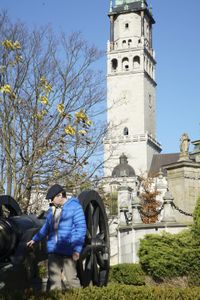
[117,186,132,225]
[161,191,176,223]
[132,195,142,224]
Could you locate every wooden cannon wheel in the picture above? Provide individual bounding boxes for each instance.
[77,190,110,287]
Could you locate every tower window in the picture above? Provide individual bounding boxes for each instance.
[125,23,129,29]
[133,56,140,68]
[111,58,118,71]
[149,94,153,109]
[122,40,126,48]
[128,39,132,47]
[122,57,129,71]
[123,127,129,136]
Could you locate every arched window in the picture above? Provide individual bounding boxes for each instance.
[122,40,126,48]
[133,56,140,68]
[111,58,118,71]
[146,59,149,72]
[125,23,129,29]
[128,39,132,47]
[122,57,129,71]
[149,94,152,109]
[123,127,129,136]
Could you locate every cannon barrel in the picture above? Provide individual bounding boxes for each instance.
[0,214,45,262]
[0,190,110,290]
[0,218,17,259]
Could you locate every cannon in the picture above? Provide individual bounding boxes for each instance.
[0,190,110,290]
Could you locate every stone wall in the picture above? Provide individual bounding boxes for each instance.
[165,160,200,223]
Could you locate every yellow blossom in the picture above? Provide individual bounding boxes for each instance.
[64,125,76,136]
[79,129,87,136]
[8,60,17,66]
[9,93,16,100]
[0,84,12,94]
[75,110,87,123]
[0,84,16,99]
[40,96,49,105]
[15,55,23,62]
[57,103,65,114]
[39,76,52,95]
[2,40,21,51]
[36,113,43,121]
[39,76,46,85]
[2,40,15,50]
[37,147,46,155]
[44,83,52,94]
[85,120,93,126]
[13,41,21,49]
[41,110,47,116]
[75,110,92,126]
[35,110,47,121]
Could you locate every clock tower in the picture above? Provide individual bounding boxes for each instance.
[104,0,161,178]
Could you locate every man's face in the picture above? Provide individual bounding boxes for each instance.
[52,193,64,206]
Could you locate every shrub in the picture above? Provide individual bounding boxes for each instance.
[188,270,200,287]
[109,263,145,285]
[2,285,200,300]
[138,230,198,280]
[191,196,200,242]
[138,197,200,282]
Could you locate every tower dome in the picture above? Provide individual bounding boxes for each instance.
[112,154,136,177]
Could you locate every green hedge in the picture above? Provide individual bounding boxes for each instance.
[138,230,196,279]
[109,263,145,285]
[2,285,200,300]
[138,197,200,281]
[191,196,200,242]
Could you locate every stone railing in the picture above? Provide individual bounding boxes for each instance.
[118,188,193,226]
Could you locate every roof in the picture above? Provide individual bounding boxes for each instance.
[149,153,180,176]
[112,153,136,177]
[109,0,155,24]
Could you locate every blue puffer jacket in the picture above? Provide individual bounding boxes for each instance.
[33,197,86,256]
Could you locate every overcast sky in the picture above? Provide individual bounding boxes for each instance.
[1,0,200,153]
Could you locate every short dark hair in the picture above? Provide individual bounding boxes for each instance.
[61,191,66,198]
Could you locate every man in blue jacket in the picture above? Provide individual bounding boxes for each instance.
[27,184,86,290]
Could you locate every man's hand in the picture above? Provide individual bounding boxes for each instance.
[26,240,35,248]
[72,252,80,261]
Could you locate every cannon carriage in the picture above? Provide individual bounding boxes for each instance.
[0,190,110,290]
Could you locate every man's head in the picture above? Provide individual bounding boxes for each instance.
[46,184,66,206]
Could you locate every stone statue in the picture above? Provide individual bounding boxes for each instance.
[180,133,190,154]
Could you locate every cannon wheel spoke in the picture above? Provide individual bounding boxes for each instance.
[93,206,99,237]
[77,190,110,287]
[96,251,105,269]
[85,203,93,240]
[93,253,99,285]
